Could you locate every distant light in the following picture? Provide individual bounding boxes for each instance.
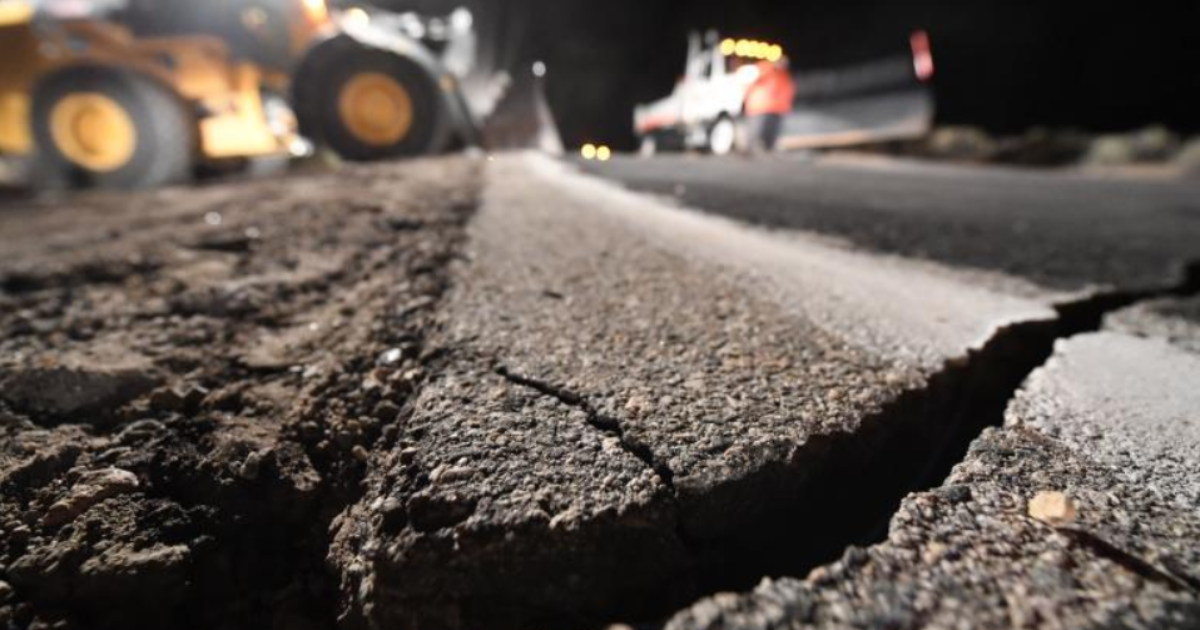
[911,30,935,81]
[532,61,547,77]
[728,39,781,61]
[581,143,597,160]
[302,0,328,21]
[450,7,473,31]
[343,6,369,27]
[596,145,612,161]
[204,211,223,226]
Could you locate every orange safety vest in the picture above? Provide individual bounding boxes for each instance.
[744,62,796,116]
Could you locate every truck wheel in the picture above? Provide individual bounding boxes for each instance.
[32,66,195,189]
[297,43,448,161]
[708,116,737,156]
[639,134,658,157]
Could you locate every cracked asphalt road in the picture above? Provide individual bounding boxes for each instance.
[669,326,1200,630]
[579,155,1200,630]
[2,153,1198,630]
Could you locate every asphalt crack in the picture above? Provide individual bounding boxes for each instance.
[492,264,1200,629]
[495,365,678,489]
[1053,525,1200,595]
[881,261,1200,521]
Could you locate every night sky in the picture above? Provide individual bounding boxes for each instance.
[138,0,1200,149]
[498,0,1200,149]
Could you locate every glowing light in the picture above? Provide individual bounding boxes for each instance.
[911,30,934,81]
[596,145,612,161]
[343,7,370,27]
[532,61,547,77]
[302,0,328,22]
[581,144,597,160]
[727,39,783,61]
[450,7,473,31]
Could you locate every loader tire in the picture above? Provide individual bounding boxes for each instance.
[295,42,449,161]
[32,66,195,189]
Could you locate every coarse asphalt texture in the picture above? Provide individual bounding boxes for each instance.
[1,152,1198,630]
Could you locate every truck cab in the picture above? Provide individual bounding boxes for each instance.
[634,32,774,155]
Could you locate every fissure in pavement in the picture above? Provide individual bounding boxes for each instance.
[495,366,678,490]
[494,265,1200,629]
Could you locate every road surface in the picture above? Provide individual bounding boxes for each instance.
[582,153,1200,292]
[1,153,1197,630]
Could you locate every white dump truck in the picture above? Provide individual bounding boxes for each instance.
[635,30,936,156]
[634,32,778,156]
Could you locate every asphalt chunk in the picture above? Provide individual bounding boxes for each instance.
[666,332,1200,630]
[333,155,1070,629]
[330,361,689,630]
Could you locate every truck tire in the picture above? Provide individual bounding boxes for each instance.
[32,66,195,189]
[707,115,737,156]
[295,42,449,161]
[639,134,658,157]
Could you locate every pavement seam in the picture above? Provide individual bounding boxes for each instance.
[494,365,678,490]
[1048,524,1200,594]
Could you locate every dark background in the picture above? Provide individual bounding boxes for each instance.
[459,0,1200,149]
[131,0,1200,149]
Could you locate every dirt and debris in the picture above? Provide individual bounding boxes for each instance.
[1028,491,1077,524]
[1,153,1197,630]
[0,158,479,630]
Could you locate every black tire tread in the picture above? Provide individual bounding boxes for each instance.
[293,38,449,161]
[32,66,195,189]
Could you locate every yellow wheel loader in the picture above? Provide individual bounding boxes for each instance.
[0,0,478,189]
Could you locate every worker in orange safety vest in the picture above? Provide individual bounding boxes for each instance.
[743,57,795,152]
